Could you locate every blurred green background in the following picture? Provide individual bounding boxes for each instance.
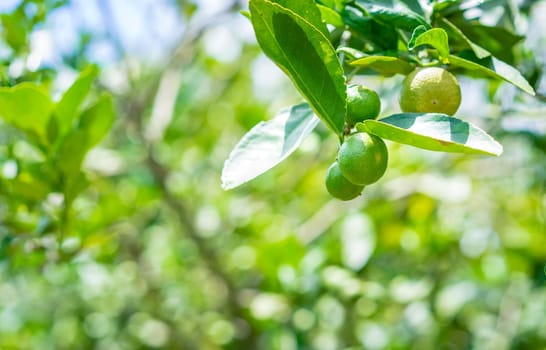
[0,0,545,349]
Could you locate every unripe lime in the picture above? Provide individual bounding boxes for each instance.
[346,84,381,125]
[325,161,364,201]
[338,133,388,185]
[399,67,461,115]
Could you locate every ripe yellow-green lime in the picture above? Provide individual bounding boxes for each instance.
[399,67,461,115]
[325,161,364,201]
[346,84,381,125]
[338,133,388,185]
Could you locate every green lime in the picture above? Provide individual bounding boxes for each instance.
[346,84,381,125]
[338,133,388,185]
[399,67,461,115]
[325,161,364,200]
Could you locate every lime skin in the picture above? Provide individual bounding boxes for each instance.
[325,161,364,201]
[338,133,388,186]
[346,84,381,125]
[399,67,461,116]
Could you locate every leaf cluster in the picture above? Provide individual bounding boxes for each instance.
[0,66,115,242]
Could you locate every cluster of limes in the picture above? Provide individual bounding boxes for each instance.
[325,67,461,201]
[325,84,388,200]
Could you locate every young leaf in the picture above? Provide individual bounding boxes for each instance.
[448,55,535,96]
[408,25,428,47]
[350,56,414,76]
[221,103,319,190]
[55,65,99,136]
[0,83,53,139]
[250,0,346,135]
[358,113,503,156]
[409,28,450,60]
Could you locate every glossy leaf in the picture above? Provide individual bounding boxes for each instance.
[358,2,431,32]
[400,0,425,16]
[410,28,450,60]
[0,83,53,139]
[448,55,535,96]
[222,103,319,190]
[271,0,329,36]
[317,4,344,27]
[448,15,523,63]
[55,65,99,136]
[250,0,346,135]
[350,55,414,76]
[408,25,428,47]
[341,11,399,51]
[440,18,490,59]
[358,113,503,156]
[337,47,365,61]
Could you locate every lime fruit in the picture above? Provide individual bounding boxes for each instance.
[346,84,381,125]
[338,133,388,185]
[399,67,461,115]
[325,161,364,201]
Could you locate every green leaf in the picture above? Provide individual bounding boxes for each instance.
[448,55,535,96]
[57,129,89,176]
[0,83,53,140]
[358,113,503,156]
[77,94,116,150]
[63,171,89,206]
[409,28,450,60]
[408,25,428,47]
[1,13,27,52]
[358,3,431,32]
[55,65,99,136]
[240,10,251,19]
[350,55,414,76]
[340,11,399,51]
[270,0,329,36]
[439,18,490,59]
[56,94,115,178]
[317,4,344,27]
[337,47,365,61]
[221,103,319,190]
[447,15,523,63]
[399,0,425,16]
[250,0,346,135]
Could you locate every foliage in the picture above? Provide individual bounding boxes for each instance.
[222,0,538,191]
[0,0,545,349]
